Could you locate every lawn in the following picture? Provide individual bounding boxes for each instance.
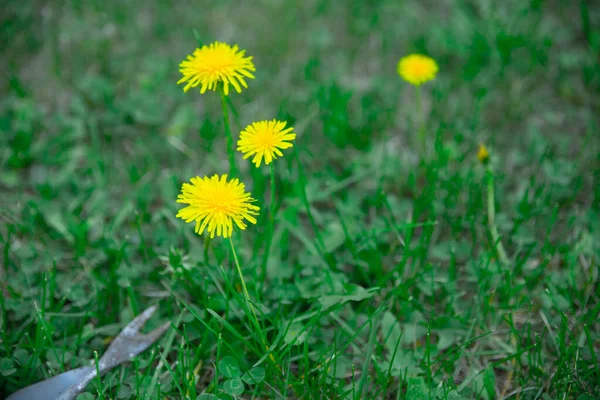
[1,0,599,399]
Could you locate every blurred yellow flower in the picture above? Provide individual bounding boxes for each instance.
[177,41,256,95]
[176,174,259,238]
[477,144,490,164]
[237,119,296,167]
[397,54,438,86]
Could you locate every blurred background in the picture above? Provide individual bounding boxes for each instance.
[2,0,598,176]
[1,0,599,398]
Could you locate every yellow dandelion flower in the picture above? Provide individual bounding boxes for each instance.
[477,144,490,164]
[397,54,438,86]
[176,174,259,238]
[177,41,256,95]
[237,119,296,167]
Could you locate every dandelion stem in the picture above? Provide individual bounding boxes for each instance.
[229,238,259,326]
[219,89,237,177]
[269,163,276,223]
[260,163,276,282]
[486,164,510,266]
[203,236,211,266]
[415,85,427,157]
[229,238,279,368]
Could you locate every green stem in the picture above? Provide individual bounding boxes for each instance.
[486,165,510,266]
[415,85,427,157]
[229,238,279,367]
[219,89,237,177]
[229,238,260,329]
[203,236,211,266]
[260,164,276,282]
[270,163,276,225]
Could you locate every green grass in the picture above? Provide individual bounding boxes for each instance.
[1,0,599,399]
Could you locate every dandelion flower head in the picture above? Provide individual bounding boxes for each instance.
[477,144,490,164]
[177,41,256,95]
[397,54,438,86]
[237,119,296,167]
[176,174,259,238]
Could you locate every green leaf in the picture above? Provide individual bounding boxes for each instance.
[242,366,266,385]
[577,395,597,400]
[436,329,460,351]
[218,356,241,379]
[447,390,468,400]
[196,394,218,400]
[46,350,72,370]
[76,394,95,400]
[483,364,496,399]
[283,322,309,346]
[0,358,16,376]
[318,284,378,309]
[45,212,73,244]
[381,311,402,354]
[0,171,20,188]
[436,384,468,400]
[117,385,132,399]
[193,29,203,47]
[223,378,245,396]
[470,367,494,400]
[405,376,428,399]
[322,222,346,252]
[13,348,29,365]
